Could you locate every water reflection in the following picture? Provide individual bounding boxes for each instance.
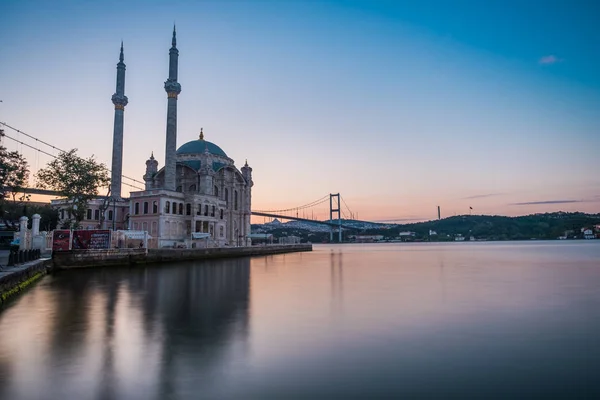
[330,249,343,315]
[1,242,600,398]
[0,258,250,400]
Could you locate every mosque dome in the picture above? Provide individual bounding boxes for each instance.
[176,129,228,158]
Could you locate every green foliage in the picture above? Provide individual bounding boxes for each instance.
[35,149,110,227]
[0,131,31,228]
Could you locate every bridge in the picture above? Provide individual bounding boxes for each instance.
[251,193,356,241]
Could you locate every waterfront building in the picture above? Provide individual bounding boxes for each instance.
[53,28,254,247]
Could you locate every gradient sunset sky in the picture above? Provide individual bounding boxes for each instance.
[1,0,598,222]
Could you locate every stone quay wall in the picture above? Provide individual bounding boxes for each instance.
[0,259,53,306]
[52,244,312,270]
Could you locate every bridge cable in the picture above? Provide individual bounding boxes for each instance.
[2,132,144,191]
[1,121,145,187]
[254,194,330,213]
[341,196,354,217]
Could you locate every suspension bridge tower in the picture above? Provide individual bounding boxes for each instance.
[329,193,342,242]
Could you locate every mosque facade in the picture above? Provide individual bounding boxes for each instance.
[53,28,253,247]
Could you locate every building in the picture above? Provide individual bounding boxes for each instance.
[53,28,253,247]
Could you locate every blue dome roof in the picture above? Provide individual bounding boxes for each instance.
[176,139,228,157]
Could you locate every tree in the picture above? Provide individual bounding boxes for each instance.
[35,149,110,228]
[0,129,31,229]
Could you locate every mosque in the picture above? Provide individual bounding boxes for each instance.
[53,28,253,247]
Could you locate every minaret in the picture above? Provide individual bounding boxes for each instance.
[144,152,159,190]
[163,26,182,191]
[110,42,129,199]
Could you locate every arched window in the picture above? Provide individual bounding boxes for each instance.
[153,201,158,214]
[220,209,223,219]
[171,202,176,214]
[214,186,219,197]
[179,203,183,215]
[60,210,65,219]
[134,203,140,215]
[108,210,113,221]
[234,191,238,211]
[87,209,92,220]
[225,188,229,207]
[143,201,149,214]
[197,204,202,215]
[189,184,196,193]
[94,210,100,220]
[204,204,208,216]
[165,201,170,214]
[186,203,191,215]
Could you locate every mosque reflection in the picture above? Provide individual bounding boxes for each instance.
[39,258,250,399]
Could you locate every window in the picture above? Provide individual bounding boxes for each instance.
[220,226,224,237]
[143,202,149,214]
[234,191,238,211]
[211,205,215,217]
[165,201,170,214]
[204,205,208,216]
[134,202,140,215]
[86,209,92,220]
[153,201,158,214]
[220,209,223,219]
[197,204,202,215]
[189,184,196,193]
[151,221,157,235]
[60,210,65,219]
[214,186,219,197]
[179,203,183,215]
[225,188,229,207]
[94,209,100,220]
[171,202,176,214]
[186,203,191,215]
[108,210,113,221]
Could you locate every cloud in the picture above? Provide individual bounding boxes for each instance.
[539,55,562,65]
[463,193,505,200]
[510,200,581,206]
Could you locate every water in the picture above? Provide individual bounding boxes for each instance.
[1,241,599,399]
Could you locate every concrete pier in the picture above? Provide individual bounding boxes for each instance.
[52,243,312,270]
[0,255,52,306]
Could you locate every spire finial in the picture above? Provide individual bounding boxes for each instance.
[150,151,154,160]
[244,159,248,166]
[172,24,177,47]
[199,127,204,140]
[119,40,124,62]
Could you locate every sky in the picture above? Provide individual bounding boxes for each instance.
[1,0,599,222]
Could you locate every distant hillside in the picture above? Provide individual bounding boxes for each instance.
[363,212,600,241]
[252,212,600,242]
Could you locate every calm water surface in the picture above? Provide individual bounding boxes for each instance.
[1,242,599,399]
